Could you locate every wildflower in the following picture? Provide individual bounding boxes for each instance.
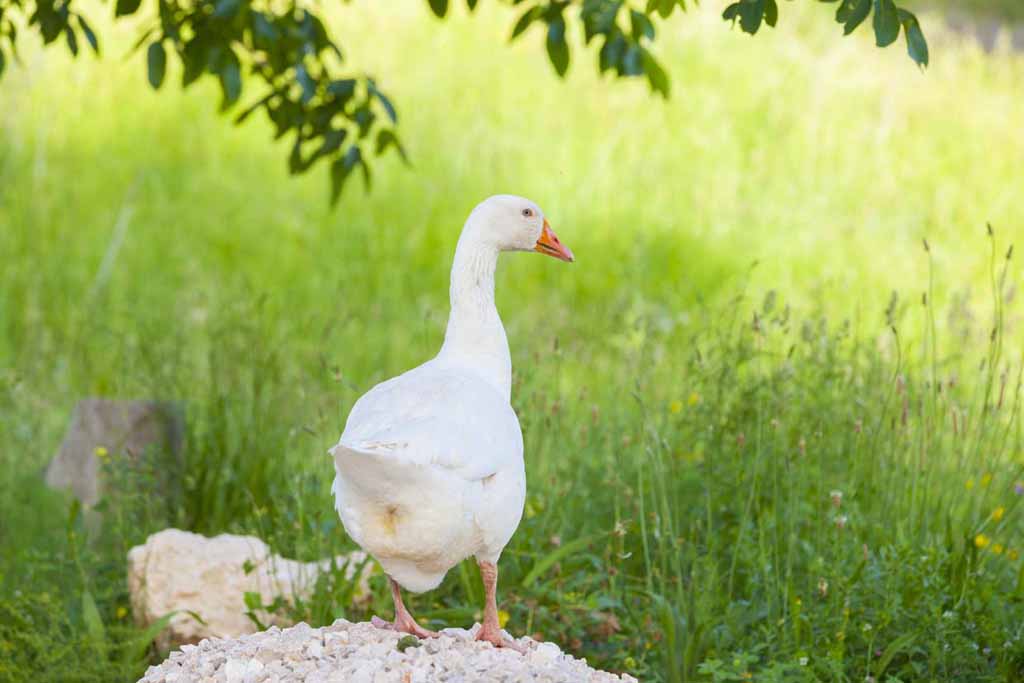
[830,490,843,508]
[862,623,873,632]
[798,656,809,666]
[549,535,562,547]
[975,534,991,549]
[1015,481,1024,496]
[498,610,510,628]
[992,544,1004,555]
[669,400,683,414]
[1008,549,1020,561]
[834,515,848,530]
[993,506,1006,522]
[94,446,109,459]
[116,606,128,619]
[688,392,700,406]
[966,478,975,490]
[818,578,828,598]
[981,473,993,487]
[741,672,753,681]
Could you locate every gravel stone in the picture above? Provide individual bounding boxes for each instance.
[138,620,636,683]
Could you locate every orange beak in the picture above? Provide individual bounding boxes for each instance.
[534,219,574,262]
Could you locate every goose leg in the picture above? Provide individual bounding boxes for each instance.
[474,560,525,653]
[371,576,439,638]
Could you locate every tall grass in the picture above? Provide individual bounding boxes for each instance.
[1,1,1022,681]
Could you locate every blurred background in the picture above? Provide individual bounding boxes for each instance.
[1,1,1022,681]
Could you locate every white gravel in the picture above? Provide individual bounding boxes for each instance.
[138,619,637,683]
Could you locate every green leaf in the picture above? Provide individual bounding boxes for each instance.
[78,16,99,55]
[121,611,205,666]
[214,0,242,19]
[81,590,106,641]
[376,129,408,162]
[115,0,142,17]
[396,635,420,652]
[0,49,5,78]
[243,591,262,611]
[872,0,899,47]
[642,48,669,97]
[327,78,357,101]
[219,51,242,109]
[368,81,397,123]
[147,41,166,89]
[654,0,677,19]
[620,45,642,76]
[599,33,626,72]
[330,146,363,205]
[65,26,78,56]
[874,632,917,676]
[898,9,928,67]
[723,0,770,34]
[838,0,871,35]
[181,38,206,87]
[521,533,605,588]
[427,0,448,18]
[466,0,478,10]
[630,10,655,41]
[764,0,778,28]
[510,7,540,40]
[740,0,766,34]
[546,17,570,77]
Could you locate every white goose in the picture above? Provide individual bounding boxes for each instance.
[330,195,574,650]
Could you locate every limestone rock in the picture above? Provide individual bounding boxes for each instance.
[138,619,637,683]
[45,398,184,508]
[128,529,371,650]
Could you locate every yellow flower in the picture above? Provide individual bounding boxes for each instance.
[669,400,683,414]
[981,473,993,487]
[966,478,975,490]
[498,610,510,628]
[993,506,1006,522]
[688,392,700,406]
[1008,549,1020,561]
[993,544,1005,555]
[116,606,128,619]
[975,534,990,549]
[94,446,109,459]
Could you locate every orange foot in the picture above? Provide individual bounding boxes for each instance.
[475,624,526,653]
[371,614,439,639]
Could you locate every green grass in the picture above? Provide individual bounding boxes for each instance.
[1,1,1023,681]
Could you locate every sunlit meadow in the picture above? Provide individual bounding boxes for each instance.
[1,1,1022,681]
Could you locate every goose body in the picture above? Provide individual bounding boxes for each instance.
[328,195,573,648]
[331,360,526,592]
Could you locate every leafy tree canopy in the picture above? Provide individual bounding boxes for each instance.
[0,0,929,202]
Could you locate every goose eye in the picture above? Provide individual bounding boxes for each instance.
[522,208,533,217]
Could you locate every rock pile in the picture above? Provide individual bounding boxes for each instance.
[138,619,636,683]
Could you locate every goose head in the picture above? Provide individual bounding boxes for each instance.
[465,195,574,262]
